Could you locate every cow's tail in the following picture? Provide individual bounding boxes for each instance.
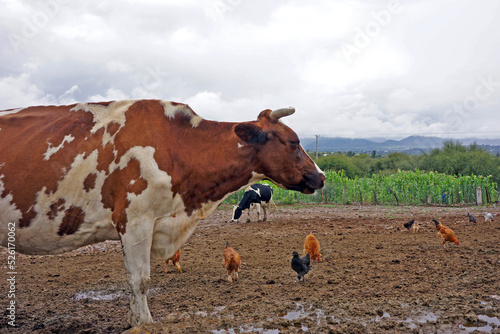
[270,198,278,212]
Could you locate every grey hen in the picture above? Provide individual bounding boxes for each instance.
[467,211,477,223]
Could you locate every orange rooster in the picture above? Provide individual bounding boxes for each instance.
[164,249,182,273]
[303,232,322,262]
[432,219,459,247]
[223,241,241,283]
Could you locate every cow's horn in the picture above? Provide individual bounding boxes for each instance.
[270,107,295,120]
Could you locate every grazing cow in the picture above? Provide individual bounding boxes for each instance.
[231,183,276,222]
[0,99,325,327]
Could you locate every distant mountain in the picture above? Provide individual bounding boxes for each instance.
[378,136,447,150]
[460,138,500,146]
[301,136,500,154]
[301,137,376,152]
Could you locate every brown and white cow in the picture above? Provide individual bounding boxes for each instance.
[0,99,325,327]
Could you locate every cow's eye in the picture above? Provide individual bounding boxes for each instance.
[289,141,299,149]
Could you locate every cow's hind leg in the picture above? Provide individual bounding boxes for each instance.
[120,227,154,327]
[246,207,251,223]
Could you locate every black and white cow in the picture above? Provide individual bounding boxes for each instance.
[232,184,276,222]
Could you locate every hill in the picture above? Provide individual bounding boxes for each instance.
[302,136,500,155]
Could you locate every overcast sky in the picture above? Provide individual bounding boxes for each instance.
[1,0,499,140]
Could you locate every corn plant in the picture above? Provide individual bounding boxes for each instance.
[224,170,499,206]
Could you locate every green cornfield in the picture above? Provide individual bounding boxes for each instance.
[225,170,499,206]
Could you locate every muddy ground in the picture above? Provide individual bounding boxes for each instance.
[1,204,499,333]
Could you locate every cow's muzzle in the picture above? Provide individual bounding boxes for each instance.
[288,171,325,194]
[303,171,326,194]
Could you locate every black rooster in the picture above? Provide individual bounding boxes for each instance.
[403,219,415,231]
[291,251,310,282]
[467,212,477,224]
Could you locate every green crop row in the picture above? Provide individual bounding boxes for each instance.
[224,170,499,206]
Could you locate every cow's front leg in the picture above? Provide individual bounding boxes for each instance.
[120,226,154,328]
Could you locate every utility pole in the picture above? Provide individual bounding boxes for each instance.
[315,135,320,160]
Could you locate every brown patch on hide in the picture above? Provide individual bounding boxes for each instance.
[96,143,116,172]
[58,206,85,236]
[20,208,37,228]
[101,157,146,234]
[83,174,97,192]
[126,177,148,196]
[47,198,66,220]
[106,122,121,137]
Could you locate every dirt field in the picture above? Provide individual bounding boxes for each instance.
[1,204,499,333]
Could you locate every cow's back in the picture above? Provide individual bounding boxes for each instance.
[252,184,273,203]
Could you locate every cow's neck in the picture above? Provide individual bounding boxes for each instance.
[169,121,264,217]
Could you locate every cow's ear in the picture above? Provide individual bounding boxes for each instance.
[234,123,269,144]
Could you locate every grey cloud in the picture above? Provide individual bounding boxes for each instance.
[1,0,499,140]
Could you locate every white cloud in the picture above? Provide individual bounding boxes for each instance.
[184,91,261,122]
[89,88,130,102]
[52,14,117,42]
[57,85,79,105]
[300,40,412,91]
[0,73,53,108]
[387,88,429,113]
[185,91,223,115]
[105,60,133,73]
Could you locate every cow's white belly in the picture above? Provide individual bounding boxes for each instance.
[17,217,119,255]
[150,216,198,260]
[150,200,221,260]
